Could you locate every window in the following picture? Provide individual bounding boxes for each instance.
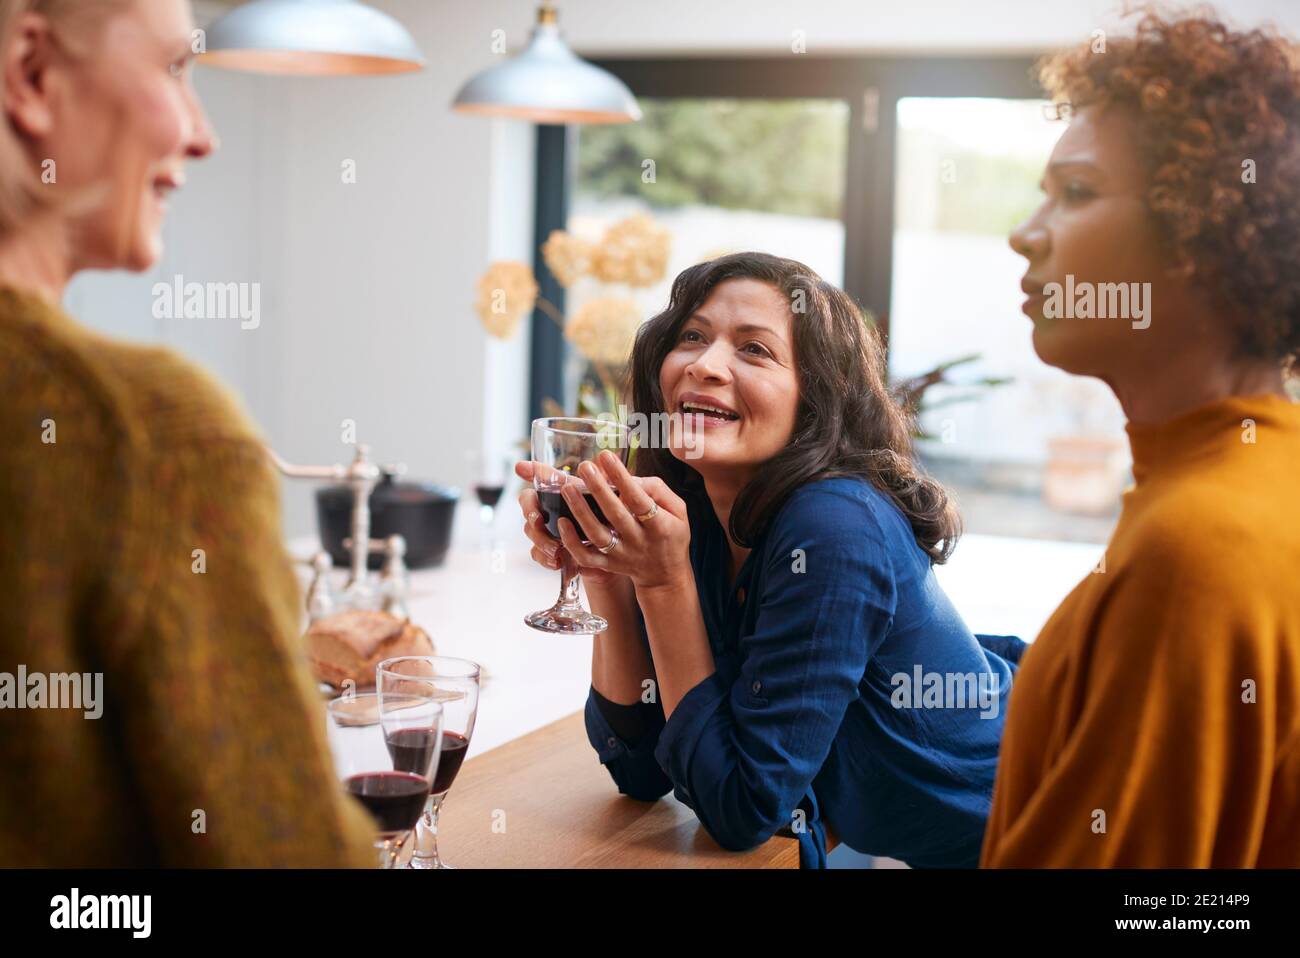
[565,97,849,402]
[532,56,1122,542]
[575,97,849,287]
[889,97,1128,542]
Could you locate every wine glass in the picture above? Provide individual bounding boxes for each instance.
[327,691,445,869]
[376,656,481,870]
[472,453,511,531]
[524,417,632,634]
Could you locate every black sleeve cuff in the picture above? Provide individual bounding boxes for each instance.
[591,685,662,748]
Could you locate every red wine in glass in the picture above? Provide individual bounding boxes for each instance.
[536,486,619,541]
[475,480,508,544]
[430,731,469,794]
[386,727,438,776]
[525,417,631,635]
[386,728,470,795]
[376,657,480,871]
[328,691,444,869]
[474,484,505,508]
[345,771,430,835]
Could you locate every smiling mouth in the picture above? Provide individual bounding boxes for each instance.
[151,174,184,203]
[679,400,740,423]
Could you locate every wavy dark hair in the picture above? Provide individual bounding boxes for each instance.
[627,252,960,564]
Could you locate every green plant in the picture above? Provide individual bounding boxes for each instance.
[891,354,1013,440]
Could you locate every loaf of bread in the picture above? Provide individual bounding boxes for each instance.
[307,610,434,690]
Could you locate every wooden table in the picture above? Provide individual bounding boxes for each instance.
[436,711,826,868]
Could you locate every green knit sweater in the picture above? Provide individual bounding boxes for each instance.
[0,286,377,867]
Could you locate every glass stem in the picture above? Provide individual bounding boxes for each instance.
[378,835,404,869]
[555,550,584,612]
[411,793,447,867]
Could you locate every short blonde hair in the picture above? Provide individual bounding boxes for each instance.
[0,0,133,236]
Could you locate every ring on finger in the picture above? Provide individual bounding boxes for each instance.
[596,527,620,555]
[634,502,659,523]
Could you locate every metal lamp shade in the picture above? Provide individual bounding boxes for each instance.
[452,19,640,124]
[201,0,426,76]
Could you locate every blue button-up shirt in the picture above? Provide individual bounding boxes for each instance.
[584,476,1024,868]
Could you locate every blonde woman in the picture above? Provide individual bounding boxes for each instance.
[0,0,375,866]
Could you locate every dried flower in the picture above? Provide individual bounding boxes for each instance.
[541,230,593,288]
[475,261,538,339]
[591,214,670,287]
[565,297,642,366]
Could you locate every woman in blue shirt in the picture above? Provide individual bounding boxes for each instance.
[516,252,1024,868]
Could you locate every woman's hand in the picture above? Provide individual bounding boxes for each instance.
[551,450,692,595]
[515,460,625,590]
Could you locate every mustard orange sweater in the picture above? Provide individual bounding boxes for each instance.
[0,286,377,867]
[982,393,1300,867]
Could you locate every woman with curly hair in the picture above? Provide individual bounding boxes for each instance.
[984,9,1300,867]
[517,253,1027,868]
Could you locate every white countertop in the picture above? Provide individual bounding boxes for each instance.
[295,499,1107,764]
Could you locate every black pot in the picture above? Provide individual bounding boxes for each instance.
[316,475,459,571]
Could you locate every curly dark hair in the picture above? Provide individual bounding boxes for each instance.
[1037,7,1300,368]
[627,252,961,564]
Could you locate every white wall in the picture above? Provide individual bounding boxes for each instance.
[64,64,280,420]
[65,0,1300,536]
[70,0,538,537]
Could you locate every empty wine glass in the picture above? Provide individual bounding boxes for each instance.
[376,656,481,870]
[524,417,632,634]
[327,691,445,869]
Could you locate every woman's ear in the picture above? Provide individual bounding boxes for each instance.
[3,13,57,142]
